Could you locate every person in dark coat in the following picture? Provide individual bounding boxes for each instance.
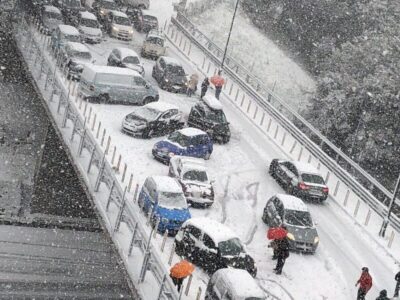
[200,77,210,99]
[376,289,390,300]
[394,271,400,297]
[274,237,290,275]
[355,267,373,300]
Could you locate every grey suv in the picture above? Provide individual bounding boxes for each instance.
[262,194,319,253]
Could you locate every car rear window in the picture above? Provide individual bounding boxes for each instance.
[146,36,164,46]
[144,15,157,22]
[183,170,208,182]
[123,56,140,65]
[301,174,325,184]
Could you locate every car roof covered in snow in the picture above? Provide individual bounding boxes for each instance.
[291,161,321,175]
[147,31,164,39]
[178,127,206,137]
[202,94,223,110]
[184,218,239,244]
[81,65,139,81]
[115,47,139,59]
[212,269,265,298]
[110,10,128,18]
[144,101,178,112]
[151,176,183,193]
[161,56,182,66]
[66,42,90,53]
[276,194,309,212]
[181,162,207,174]
[43,5,61,14]
[80,11,97,20]
[58,24,79,35]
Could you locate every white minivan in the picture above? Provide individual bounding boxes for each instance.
[205,268,266,300]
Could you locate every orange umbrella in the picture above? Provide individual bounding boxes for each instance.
[170,260,195,279]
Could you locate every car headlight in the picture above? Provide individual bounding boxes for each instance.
[287,233,295,240]
[128,28,133,34]
[168,152,175,158]
[314,236,319,244]
[164,78,169,82]
[100,9,105,15]
[112,25,119,31]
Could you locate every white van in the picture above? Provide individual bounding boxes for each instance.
[78,65,159,105]
[205,269,266,300]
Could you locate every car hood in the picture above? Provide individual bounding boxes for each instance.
[125,112,149,123]
[43,18,62,30]
[154,140,184,153]
[80,26,101,36]
[165,74,187,84]
[113,24,132,31]
[181,180,211,190]
[156,205,191,222]
[285,223,318,243]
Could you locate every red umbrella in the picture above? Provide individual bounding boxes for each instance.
[267,227,288,240]
[170,260,195,279]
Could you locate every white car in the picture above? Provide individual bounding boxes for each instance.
[168,156,214,208]
[104,10,133,41]
[107,47,144,76]
[75,11,102,43]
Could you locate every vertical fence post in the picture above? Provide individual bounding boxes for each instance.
[114,187,127,232]
[128,222,138,256]
[106,181,116,211]
[185,274,193,296]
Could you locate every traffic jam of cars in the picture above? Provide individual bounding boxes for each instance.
[29,0,330,297]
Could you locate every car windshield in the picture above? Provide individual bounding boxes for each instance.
[134,107,159,121]
[168,132,190,147]
[284,209,313,227]
[99,0,117,9]
[114,16,131,25]
[65,34,80,42]
[206,109,227,124]
[302,174,325,184]
[71,51,92,60]
[44,11,62,20]
[166,65,185,76]
[183,170,208,182]
[146,36,164,46]
[65,0,80,8]
[158,192,187,209]
[81,18,98,28]
[218,238,243,256]
[144,15,157,22]
[123,56,140,65]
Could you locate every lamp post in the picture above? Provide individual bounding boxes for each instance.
[379,173,400,237]
[221,0,240,70]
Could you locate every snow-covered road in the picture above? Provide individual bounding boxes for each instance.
[32,0,398,298]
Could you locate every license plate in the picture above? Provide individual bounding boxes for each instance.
[173,85,181,90]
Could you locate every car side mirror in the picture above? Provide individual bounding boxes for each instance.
[145,83,150,89]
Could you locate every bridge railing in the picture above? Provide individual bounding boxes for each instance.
[164,13,400,246]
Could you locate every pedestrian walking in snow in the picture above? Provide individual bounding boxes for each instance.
[274,237,290,275]
[210,70,225,100]
[376,289,390,300]
[169,260,195,292]
[394,271,400,297]
[200,77,210,99]
[186,73,199,97]
[355,267,373,300]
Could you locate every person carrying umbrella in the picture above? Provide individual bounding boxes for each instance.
[267,225,289,273]
[355,267,373,300]
[170,259,195,292]
[210,70,225,100]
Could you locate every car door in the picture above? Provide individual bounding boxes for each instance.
[157,110,175,135]
[157,58,165,81]
[188,106,203,129]
[265,199,277,227]
[276,161,292,185]
[198,135,210,157]
[183,225,202,261]
[202,233,219,268]
[108,49,119,66]
[132,76,148,104]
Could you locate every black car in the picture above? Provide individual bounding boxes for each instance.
[269,159,329,202]
[53,0,83,24]
[152,56,188,93]
[121,102,184,138]
[174,218,257,277]
[188,95,230,143]
[92,0,119,21]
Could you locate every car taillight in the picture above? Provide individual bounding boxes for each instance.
[323,187,329,193]
[298,182,310,190]
[89,85,94,91]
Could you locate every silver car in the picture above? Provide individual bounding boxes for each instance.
[262,193,319,253]
[40,5,63,35]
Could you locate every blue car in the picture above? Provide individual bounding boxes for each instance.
[152,127,213,164]
[138,175,191,235]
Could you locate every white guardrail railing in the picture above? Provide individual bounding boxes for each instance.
[163,13,400,252]
[11,12,281,300]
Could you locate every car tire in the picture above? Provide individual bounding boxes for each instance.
[142,97,153,105]
[204,151,211,160]
[269,159,277,177]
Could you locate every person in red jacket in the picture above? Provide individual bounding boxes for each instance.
[355,267,373,300]
[210,70,225,100]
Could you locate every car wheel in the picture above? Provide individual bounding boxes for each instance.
[142,97,153,105]
[98,93,109,103]
[269,160,277,177]
[204,151,211,160]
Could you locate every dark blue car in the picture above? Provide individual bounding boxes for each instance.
[138,175,191,234]
[152,127,213,163]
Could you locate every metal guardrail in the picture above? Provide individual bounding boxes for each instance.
[13,14,180,300]
[171,12,400,232]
